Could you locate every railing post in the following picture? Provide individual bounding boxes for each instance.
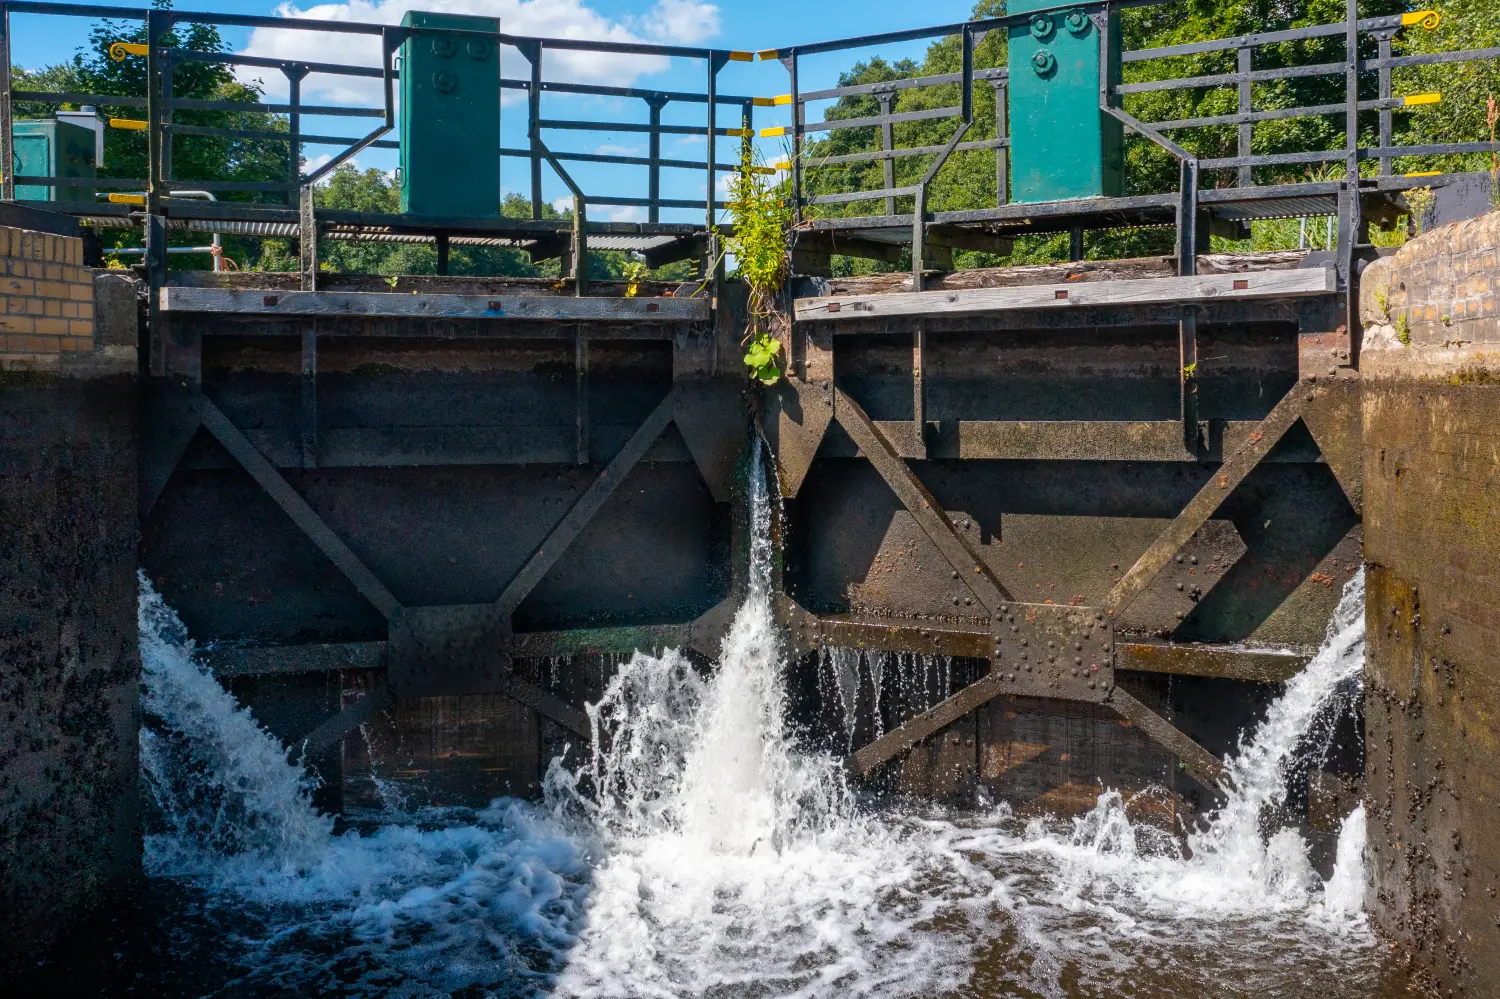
[1177,157,1199,453]
[1373,28,1396,177]
[145,8,168,376]
[877,90,896,215]
[285,65,308,203]
[647,94,666,224]
[0,2,14,201]
[786,50,802,224]
[991,77,1008,206]
[572,193,588,297]
[705,52,729,281]
[161,53,173,187]
[1236,44,1252,187]
[521,40,543,220]
[300,185,317,291]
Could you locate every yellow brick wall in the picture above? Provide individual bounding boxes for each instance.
[0,225,94,372]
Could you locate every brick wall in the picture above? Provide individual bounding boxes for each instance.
[0,225,95,371]
[1360,211,1500,351]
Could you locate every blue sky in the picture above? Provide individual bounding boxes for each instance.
[11,0,979,221]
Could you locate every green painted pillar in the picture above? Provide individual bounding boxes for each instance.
[399,11,501,217]
[1006,1,1123,203]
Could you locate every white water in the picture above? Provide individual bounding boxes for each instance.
[136,444,1378,997]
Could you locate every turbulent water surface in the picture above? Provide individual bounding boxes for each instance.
[29,447,1416,999]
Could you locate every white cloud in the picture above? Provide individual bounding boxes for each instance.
[633,0,719,44]
[238,0,722,105]
[601,204,647,222]
[551,195,574,214]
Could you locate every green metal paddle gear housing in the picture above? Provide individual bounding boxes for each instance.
[1006,1,1123,203]
[11,119,95,202]
[399,11,501,217]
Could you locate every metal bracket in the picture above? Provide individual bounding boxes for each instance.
[989,601,1115,703]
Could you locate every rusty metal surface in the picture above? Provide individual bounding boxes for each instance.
[1105,379,1312,617]
[1116,641,1311,682]
[765,324,833,497]
[833,387,1012,613]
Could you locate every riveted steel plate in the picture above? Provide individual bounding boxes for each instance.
[990,601,1114,703]
[389,602,512,698]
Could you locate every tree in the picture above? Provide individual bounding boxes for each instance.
[801,0,1495,266]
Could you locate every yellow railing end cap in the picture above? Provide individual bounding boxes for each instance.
[1403,92,1442,106]
[1401,11,1441,30]
[757,49,781,61]
[759,125,787,137]
[727,50,754,62]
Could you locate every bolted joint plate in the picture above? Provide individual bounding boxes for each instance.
[990,601,1114,703]
[389,603,511,698]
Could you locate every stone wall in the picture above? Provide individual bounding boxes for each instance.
[1359,214,1500,997]
[0,225,139,980]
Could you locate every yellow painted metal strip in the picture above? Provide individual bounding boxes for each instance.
[108,118,149,131]
[756,49,781,61]
[752,97,775,107]
[1404,170,1442,177]
[107,193,146,205]
[748,166,777,175]
[772,160,792,170]
[723,128,753,138]
[1401,10,1440,30]
[1403,92,1441,106]
[759,125,787,137]
[108,41,148,61]
[727,50,754,62]
[772,94,793,106]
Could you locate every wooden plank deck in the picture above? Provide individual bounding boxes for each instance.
[159,286,711,322]
[794,267,1337,321]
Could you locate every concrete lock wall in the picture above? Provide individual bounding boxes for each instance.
[1360,213,1500,997]
[0,225,139,980]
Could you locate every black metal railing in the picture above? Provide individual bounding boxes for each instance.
[3,0,1499,296]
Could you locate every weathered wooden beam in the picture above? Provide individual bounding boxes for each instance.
[159,286,711,322]
[794,267,1336,321]
[201,397,403,621]
[1104,381,1312,618]
[834,388,1013,614]
[495,392,676,616]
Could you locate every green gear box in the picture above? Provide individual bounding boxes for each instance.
[399,11,500,217]
[1006,0,1123,203]
[12,119,96,203]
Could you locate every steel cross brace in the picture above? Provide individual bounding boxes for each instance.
[775,593,1227,789]
[194,392,685,742]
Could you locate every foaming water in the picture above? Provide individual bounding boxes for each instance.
[131,457,1384,997]
[138,575,592,995]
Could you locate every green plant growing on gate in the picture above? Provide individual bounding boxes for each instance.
[720,141,794,385]
[1405,186,1438,236]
